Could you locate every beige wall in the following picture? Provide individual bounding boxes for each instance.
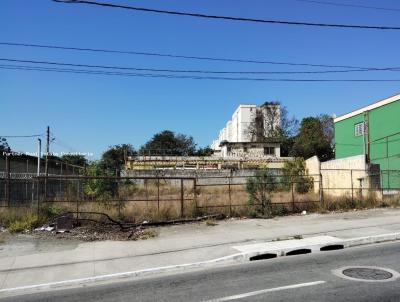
[306,155,381,198]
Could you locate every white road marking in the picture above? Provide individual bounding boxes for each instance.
[202,280,326,302]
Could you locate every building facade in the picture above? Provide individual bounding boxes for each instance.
[211,103,281,158]
[334,93,400,189]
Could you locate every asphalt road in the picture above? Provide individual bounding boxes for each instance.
[2,242,400,302]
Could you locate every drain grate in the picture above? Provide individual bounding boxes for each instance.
[342,268,393,280]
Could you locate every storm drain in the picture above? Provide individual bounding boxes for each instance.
[285,249,311,256]
[333,266,400,282]
[320,244,344,251]
[249,253,277,261]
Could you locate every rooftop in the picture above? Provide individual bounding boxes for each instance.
[334,92,400,123]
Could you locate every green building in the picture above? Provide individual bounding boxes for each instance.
[334,93,400,190]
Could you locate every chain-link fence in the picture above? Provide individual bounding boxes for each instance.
[1,169,399,223]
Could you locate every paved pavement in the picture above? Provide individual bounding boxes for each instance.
[2,241,400,301]
[1,208,400,296]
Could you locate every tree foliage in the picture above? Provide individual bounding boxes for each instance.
[139,130,196,156]
[246,169,277,217]
[246,102,299,156]
[194,146,213,156]
[282,158,313,194]
[61,154,88,167]
[0,137,11,153]
[83,161,114,201]
[318,114,335,150]
[101,144,136,175]
[290,117,334,161]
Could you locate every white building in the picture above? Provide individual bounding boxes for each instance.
[211,103,281,158]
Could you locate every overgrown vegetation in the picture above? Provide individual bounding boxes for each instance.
[0,209,40,233]
[246,169,277,217]
[281,158,314,194]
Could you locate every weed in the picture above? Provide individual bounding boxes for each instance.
[205,219,218,226]
[130,229,158,241]
[8,214,39,233]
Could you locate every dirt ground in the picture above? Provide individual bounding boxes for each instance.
[31,223,158,242]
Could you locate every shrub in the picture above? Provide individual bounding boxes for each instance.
[282,158,314,194]
[271,204,290,216]
[246,169,277,217]
[8,214,38,233]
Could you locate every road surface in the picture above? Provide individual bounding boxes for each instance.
[2,241,400,302]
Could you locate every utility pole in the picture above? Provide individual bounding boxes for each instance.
[37,138,41,176]
[44,126,50,176]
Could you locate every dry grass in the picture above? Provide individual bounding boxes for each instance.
[4,182,399,233]
[0,208,40,233]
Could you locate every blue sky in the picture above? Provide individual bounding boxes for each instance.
[1,0,400,159]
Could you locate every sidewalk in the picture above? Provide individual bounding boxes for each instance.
[1,208,400,295]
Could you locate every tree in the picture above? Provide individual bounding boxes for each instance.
[246,102,299,156]
[83,161,113,201]
[61,154,88,167]
[247,108,266,142]
[194,146,213,156]
[291,117,334,161]
[282,158,313,194]
[318,114,335,150]
[139,130,196,156]
[246,169,277,217]
[101,144,136,175]
[0,137,11,153]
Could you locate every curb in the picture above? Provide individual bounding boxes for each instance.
[0,253,245,295]
[1,232,400,295]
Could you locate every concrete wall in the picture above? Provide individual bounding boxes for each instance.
[306,155,381,198]
[122,168,281,186]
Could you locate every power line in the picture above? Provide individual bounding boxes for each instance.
[1,57,399,75]
[53,0,400,30]
[0,41,391,70]
[294,0,400,13]
[2,63,400,82]
[0,134,44,138]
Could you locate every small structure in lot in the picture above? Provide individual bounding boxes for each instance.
[306,155,381,198]
[219,141,281,158]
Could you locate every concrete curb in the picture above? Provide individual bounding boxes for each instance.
[0,253,245,295]
[1,232,400,295]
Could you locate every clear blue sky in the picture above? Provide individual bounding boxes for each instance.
[1,0,400,159]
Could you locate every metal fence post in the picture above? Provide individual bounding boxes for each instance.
[351,169,354,203]
[5,155,10,207]
[291,181,295,212]
[180,178,184,218]
[228,175,232,217]
[37,177,41,219]
[117,179,121,219]
[319,173,324,207]
[193,178,197,214]
[157,178,160,216]
[76,179,80,223]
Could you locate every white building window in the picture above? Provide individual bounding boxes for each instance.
[264,147,275,156]
[354,122,365,136]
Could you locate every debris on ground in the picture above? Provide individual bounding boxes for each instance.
[55,213,74,232]
[34,225,55,232]
[32,223,158,242]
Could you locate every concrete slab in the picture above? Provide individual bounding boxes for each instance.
[232,236,342,254]
[2,262,95,289]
